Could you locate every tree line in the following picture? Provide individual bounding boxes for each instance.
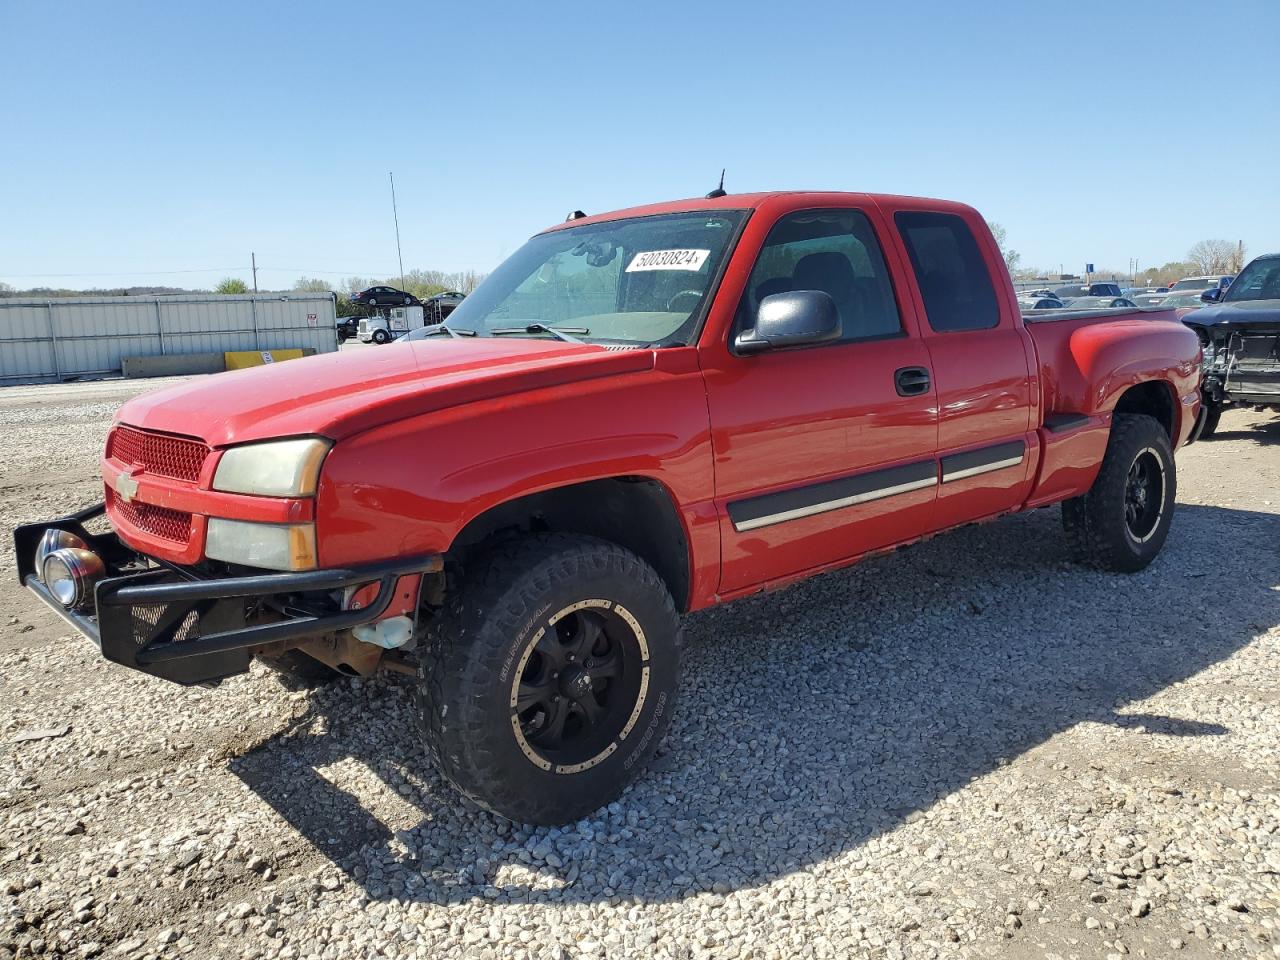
[987,224,1249,287]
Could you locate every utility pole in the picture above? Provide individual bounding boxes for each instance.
[389,172,405,292]
[251,252,258,293]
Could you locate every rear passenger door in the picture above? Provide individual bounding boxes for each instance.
[700,205,939,593]
[887,207,1035,531]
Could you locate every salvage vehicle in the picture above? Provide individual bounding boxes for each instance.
[1183,252,1280,437]
[15,191,1203,825]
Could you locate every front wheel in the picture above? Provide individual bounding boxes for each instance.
[417,534,681,825]
[371,328,389,345]
[1062,413,1176,572]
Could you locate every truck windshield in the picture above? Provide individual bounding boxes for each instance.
[441,211,746,345]
[1223,260,1280,302]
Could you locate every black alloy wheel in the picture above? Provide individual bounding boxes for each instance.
[511,602,645,774]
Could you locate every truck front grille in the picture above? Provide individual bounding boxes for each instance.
[107,426,209,483]
[107,489,193,544]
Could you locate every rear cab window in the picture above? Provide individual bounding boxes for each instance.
[894,211,1000,332]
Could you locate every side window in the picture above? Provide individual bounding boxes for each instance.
[894,211,1000,332]
[734,209,901,345]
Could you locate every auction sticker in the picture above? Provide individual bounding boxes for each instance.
[626,249,710,272]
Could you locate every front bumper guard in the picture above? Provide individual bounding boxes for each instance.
[15,504,440,685]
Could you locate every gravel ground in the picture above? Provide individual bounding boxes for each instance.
[1,373,1278,960]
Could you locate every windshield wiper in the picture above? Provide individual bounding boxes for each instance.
[416,324,476,339]
[489,323,589,344]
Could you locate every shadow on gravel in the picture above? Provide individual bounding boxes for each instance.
[231,502,1280,906]
[1210,413,1280,446]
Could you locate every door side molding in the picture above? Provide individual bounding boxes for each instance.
[727,460,937,532]
[939,440,1026,484]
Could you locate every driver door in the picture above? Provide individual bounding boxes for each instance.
[699,205,939,594]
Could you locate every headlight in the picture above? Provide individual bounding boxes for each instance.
[43,547,106,610]
[205,518,317,571]
[212,438,331,497]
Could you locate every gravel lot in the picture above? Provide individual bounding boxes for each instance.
[1,373,1278,960]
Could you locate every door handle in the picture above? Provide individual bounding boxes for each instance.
[895,366,931,397]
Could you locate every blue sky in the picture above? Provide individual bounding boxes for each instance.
[2,0,1277,289]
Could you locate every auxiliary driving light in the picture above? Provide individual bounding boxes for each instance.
[41,548,106,610]
[35,528,89,577]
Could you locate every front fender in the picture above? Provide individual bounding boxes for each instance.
[312,355,717,576]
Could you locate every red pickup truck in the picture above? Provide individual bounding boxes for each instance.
[16,191,1204,824]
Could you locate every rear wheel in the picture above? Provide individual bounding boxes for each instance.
[417,534,681,824]
[1062,413,1176,572]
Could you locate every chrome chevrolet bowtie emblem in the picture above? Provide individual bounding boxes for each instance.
[116,471,139,503]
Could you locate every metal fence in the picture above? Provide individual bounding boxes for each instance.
[0,293,338,384]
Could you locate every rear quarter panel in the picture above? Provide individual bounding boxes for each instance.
[1024,309,1201,507]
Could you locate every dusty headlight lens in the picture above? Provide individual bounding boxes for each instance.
[42,548,105,609]
[205,518,317,571]
[212,438,331,497]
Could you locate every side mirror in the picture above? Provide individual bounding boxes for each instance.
[735,290,841,355]
[1200,288,1221,303]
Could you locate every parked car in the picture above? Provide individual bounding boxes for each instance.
[1017,296,1065,311]
[336,317,359,342]
[1132,293,1169,307]
[14,190,1201,826]
[1064,296,1139,309]
[351,285,419,307]
[1169,275,1234,293]
[1053,282,1123,300]
[1158,291,1209,316]
[1181,253,1280,437]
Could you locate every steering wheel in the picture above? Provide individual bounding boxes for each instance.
[666,290,703,312]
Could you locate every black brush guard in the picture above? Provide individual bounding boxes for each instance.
[14,504,440,685]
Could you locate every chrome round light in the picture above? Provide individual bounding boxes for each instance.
[35,529,88,580]
[42,548,105,610]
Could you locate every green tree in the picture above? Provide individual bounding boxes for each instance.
[986,221,1021,275]
[293,276,331,293]
[215,277,249,294]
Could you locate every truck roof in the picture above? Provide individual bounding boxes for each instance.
[538,191,977,234]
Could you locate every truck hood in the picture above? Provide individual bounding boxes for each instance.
[116,339,655,447]
[1182,299,1280,332]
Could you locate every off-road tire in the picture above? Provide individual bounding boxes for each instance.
[1200,404,1222,439]
[1062,413,1175,572]
[416,534,681,825]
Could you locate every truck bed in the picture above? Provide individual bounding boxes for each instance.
[1021,306,1173,324]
